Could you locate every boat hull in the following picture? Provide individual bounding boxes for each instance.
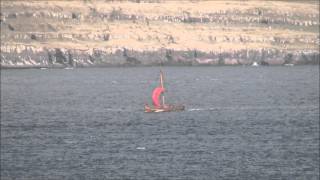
[144,104,185,113]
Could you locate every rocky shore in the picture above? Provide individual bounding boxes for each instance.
[1,0,319,68]
[1,45,319,68]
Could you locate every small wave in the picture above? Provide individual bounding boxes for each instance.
[136,147,146,150]
[104,108,133,112]
[103,105,317,113]
[188,105,318,112]
[188,108,205,111]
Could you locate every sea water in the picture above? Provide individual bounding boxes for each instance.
[1,66,319,179]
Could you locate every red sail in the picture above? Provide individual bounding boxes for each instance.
[152,87,165,107]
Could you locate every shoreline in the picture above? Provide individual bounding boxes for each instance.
[1,47,319,69]
[1,1,319,69]
[1,63,318,70]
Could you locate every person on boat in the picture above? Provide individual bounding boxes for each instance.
[144,103,151,111]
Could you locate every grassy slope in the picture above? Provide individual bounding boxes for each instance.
[1,0,319,52]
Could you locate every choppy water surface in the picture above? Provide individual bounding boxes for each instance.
[1,66,319,179]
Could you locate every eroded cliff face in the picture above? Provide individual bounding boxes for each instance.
[1,0,319,68]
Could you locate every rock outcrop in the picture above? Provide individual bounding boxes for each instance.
[1,0,319,68]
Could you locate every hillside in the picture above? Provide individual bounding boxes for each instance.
[1,0,319,68]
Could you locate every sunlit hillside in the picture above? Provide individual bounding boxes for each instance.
[1,0,319,67]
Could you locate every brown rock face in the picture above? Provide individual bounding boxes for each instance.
[1,0,319,68]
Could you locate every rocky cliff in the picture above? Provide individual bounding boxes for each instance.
[1,0,319,68]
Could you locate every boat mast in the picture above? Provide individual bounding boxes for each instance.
[160,70,165,106]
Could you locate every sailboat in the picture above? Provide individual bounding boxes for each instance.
[144,70,185,113]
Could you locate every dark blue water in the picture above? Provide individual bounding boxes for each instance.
[1,66,319,179]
